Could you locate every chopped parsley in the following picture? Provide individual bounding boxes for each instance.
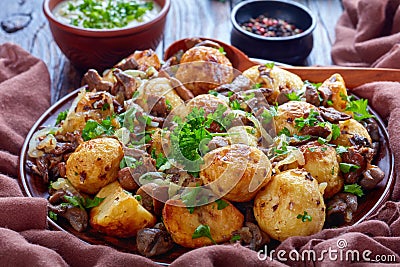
[343,184,364,197]
[265,62,275,69]
[229,99,242,110]
[331,123,341,140]
[82,117,115,141]
[134,195,142,201]
[294,109,320,131]
[218,46,226,55]
[346,98,374,121]
[208,90,218,96]
[243,92,255,101]
[231,234,241,242]
[215,199,229,210]
[119,156,143,169]
[286,91,302,101]
[317,137,327,145]
[339,163,360,173]
[151,149,168,169]
[48,211,58,221]
[252,83,262,89]
[64,0,155,29]
[63,195,105,210]
[192,224,216,244]
[55,109,69,125]
[297,211,312,222]
[278,127,291,136]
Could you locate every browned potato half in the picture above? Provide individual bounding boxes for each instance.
[130,49,161,71]
[319,73,350,113]
[254,169,326,241]
[66,137,123,194]
[175,46,234,96]
[274,101,317,136]
[200,144,272,202]
[90,181,156,238]
[242,65,303,104]
[62,90,119,133]
[162,199,243,248]
[137,77,184,113]
[333,118,372,147]
[299,142,343,198]
[184,94,229,118]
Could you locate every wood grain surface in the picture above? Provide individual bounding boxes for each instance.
[0,0,343,103]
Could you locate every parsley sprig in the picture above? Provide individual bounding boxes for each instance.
[346,99,374,121]
[192,224,216,244]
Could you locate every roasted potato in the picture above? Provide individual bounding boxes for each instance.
[175,46,234,95]
[242,65,303,104]
[200,144,272,202]
[130,49,161,71]
[299,142,343,198]
[254,169,326,241]
[149,128,171,157]
[137,77,184,112]
[274,101,317,136]
[62,90,119,133]
[184,94,229,118]
[319,73,349,113]
[333,118,372,147]
[162,199,243,248]
[66,137,123,194]
[227,126,260,147]
[90,181,157,238]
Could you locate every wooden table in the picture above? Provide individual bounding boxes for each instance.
[0,0,343,104]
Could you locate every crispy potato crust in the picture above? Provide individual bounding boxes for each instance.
[162,199,243,248]
[66,137,123,194]
[254,169,325,241]
[90,181,157,238]
[200,144,272,202]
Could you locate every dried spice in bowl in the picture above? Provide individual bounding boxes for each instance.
[239,15,302,37]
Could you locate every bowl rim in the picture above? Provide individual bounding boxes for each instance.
[42,0,171,38]
[231,0,316,41]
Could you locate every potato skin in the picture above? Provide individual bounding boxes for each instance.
[254,169,325,241]
[63,91,118,133]
[242,65,303,104]
[333,118,372,147]
[185,94,229,117]
[227,126,260,147]
[319,73,349,112]
[299,142,343,199]
[274,101,317,136]
[66,137,123,194]
[175,46,234,96]
[138,77,184,112]
[200,144,272,202]
[90,181,157,238]
[162,199,243,248]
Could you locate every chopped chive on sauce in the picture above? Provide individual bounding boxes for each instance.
[53,0,160,29]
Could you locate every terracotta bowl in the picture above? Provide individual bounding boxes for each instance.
[43,0,170,72]
[230,0,316,65]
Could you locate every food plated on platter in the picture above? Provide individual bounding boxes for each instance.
[19,38,393,263]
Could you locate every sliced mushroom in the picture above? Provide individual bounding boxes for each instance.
[319,106,351,123]
[326,193,358,227]
[136,227,174,257]
[81,69,113,92]
[359,165,385,190]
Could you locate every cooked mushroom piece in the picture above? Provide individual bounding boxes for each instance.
[48,203,88,232]
[359,165,385,190]
[326,193,358,227]
[319,106,351,123]
[136,224,174,257]
[305,84,320,106]
[81,69,113,92]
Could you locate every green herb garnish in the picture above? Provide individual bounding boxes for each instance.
[151,149,168,169]
[346,99,374,121]
[343,184,364,197]
[120,156,143,169]
[64,195,105,210]
[286,91,302,101]
[215,199,229,210]
[82,117,115,141]
[294,109,320,131]
[49,211,58,221]
[66,0,154,29]
[297,211,312,222]
[339,163,360,173]
[265,62,275,69]
[231,234,241,242]
[55,109,69,125]
[192,224,216,244]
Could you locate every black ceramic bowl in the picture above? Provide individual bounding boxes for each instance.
[230,0,316,65]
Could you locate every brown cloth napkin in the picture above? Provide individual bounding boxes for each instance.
[1,42,400,266]
[331,0,400,68]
